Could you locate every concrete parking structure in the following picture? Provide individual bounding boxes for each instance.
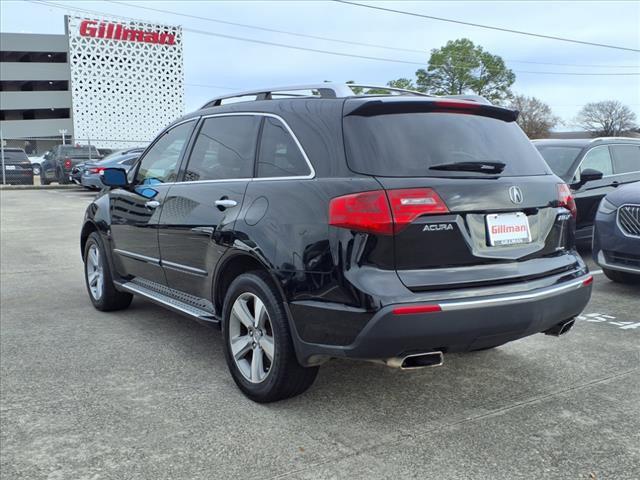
[1,189,639,479]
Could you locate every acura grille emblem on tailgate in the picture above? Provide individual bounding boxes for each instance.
[509,186,524,204]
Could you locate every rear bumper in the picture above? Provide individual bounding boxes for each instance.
[292,273,592,366]
[80,175,102,189]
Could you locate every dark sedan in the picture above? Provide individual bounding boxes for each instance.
[533,138,640,245]
[79,151,140,189]
[593,182,640,284]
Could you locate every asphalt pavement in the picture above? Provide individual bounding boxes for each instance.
[1,189,639,480]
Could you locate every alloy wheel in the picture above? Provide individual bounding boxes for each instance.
[228,292,275,384]
[86,243,104,300]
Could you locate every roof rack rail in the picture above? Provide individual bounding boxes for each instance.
[590,136,640,143]
[200,83,431,109]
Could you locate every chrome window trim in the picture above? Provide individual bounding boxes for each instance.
[616,203,640,239]
[180,111,316,183]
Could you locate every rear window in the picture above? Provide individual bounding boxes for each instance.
[1,149,28,161]
[535,145,583,177]
[344,113,550,177]
[59,145,100,157]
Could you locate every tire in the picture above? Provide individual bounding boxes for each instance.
[83,232,133,311]
[41,172,51,185]
[32,164,41,176]
[222,271,318,403]
[602,268,640,284]
[57,169,69,185]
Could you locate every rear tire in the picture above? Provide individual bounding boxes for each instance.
[222,271,318,403]
[83,232,133,311]
[602,268,640,284]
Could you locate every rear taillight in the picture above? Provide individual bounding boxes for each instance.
[63,157,72,169]
[386,188,449,232]
[329,188,448,235]
[557,183,576,218]
[88,167,105,174]
[329,190,393,235]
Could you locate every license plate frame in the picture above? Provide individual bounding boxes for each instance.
[486,212,532,247]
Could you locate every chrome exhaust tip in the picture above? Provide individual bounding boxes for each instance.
[387,351,444,370]
[544,318,575,337]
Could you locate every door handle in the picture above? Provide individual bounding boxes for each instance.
[145,200,161,209]
[215,199,238,209]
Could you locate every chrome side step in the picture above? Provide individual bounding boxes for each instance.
[115,280,220,325]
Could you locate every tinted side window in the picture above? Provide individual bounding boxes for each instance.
[136,121,194,185]
[257,117,311,178]
[580,146,613,176]
[611,145,640,174]
[184,116,260,182]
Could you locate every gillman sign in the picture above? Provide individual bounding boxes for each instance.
[79,19,176,45]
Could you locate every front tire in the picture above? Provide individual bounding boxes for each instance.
[222,271,318,403]
[83,232,133,311]
[602,268,640,284]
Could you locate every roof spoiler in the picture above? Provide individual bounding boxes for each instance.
[345,99,519,122]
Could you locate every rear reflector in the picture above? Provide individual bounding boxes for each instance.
[329,188,448,235]
[582,275,594,287]
[393,304,442,315]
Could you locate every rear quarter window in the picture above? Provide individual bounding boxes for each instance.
[611,144,640,174]
[344,112,551,177]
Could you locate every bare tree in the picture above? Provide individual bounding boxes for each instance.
[507,94,559,139]
[576,101,637,136]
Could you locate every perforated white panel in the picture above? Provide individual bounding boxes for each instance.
[67,15,184,148]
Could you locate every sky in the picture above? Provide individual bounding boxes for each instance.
[1,0,639,130]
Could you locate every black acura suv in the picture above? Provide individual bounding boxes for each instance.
[81,84,593,402]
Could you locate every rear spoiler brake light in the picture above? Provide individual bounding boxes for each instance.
[346,99,519,122]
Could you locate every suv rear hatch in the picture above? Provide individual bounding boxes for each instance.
[342,98,578,291]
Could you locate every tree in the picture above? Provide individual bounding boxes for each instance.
[386,78,416,91]
[415,38,515,102]
[576,101,637,136]
[507,94,559,139]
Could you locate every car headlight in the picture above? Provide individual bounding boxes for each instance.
[598,197,618,215]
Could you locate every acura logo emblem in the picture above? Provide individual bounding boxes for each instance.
[509,186,524,204]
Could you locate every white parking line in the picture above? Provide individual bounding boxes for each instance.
[591,270,603,275]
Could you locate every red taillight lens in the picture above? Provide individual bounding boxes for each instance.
[387,188,448,233]
[329,190,393,235]
[583,275,594,286]
[63,157,72,169]
[557,183,576,218]
[329,188,449,235]
[89,167,105,174]
[392,304,442,315]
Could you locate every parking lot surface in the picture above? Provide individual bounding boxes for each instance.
[1,189,639,480]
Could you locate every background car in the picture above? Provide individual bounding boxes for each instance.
[533,138,640,246]
[28,152,47,176]
[0,148,34,185]
[79,151,141,190]
[40,144,102,185]
[593,182,640,284]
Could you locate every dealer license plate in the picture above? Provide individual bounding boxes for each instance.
[486,212,532,246]
[5,165,16,170]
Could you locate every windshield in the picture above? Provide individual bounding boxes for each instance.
[534,145,582,178]
[344,112,551,177]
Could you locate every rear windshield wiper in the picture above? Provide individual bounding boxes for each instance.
[429,161,505,174]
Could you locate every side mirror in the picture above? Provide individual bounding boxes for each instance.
[101,167,128,187]
[580,168,604,183]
